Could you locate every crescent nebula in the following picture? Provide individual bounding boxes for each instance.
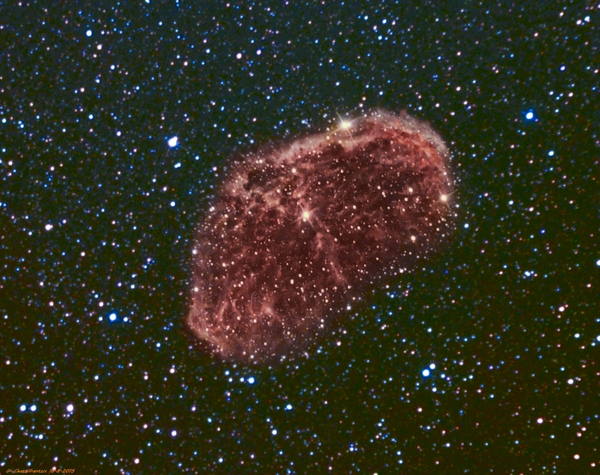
[186,109,456,364]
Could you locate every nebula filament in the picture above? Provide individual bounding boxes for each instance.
[186,109,456,363]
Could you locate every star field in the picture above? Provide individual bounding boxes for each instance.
[1,1,598,473]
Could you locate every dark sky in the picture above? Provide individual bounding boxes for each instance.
[1,1,598,473]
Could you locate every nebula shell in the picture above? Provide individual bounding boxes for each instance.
[186,109,456,364]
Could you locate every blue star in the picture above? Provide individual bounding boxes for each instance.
[523,109,538,121]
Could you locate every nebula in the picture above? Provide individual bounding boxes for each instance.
[186,109,456,364]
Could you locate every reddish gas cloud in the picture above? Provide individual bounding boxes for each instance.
[186,109,456,364]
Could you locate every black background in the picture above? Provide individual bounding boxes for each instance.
[1,1,597,473]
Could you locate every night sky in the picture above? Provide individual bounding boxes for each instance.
[1,1,598,474]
